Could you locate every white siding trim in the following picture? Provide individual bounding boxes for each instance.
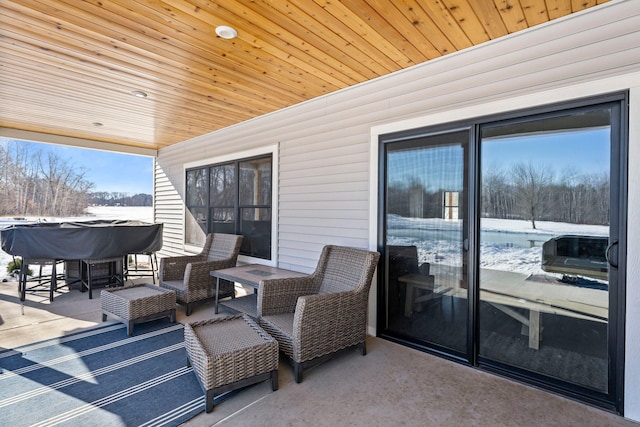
[625,85,640,422]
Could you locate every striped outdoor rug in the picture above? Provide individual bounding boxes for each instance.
[0,320,204,427]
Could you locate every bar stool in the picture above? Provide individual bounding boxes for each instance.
[19,258,65,302]
[125,252,158,284]
[80,256,125,299]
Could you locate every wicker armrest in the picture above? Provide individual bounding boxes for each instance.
[184,259,235,288]
[188,259,235,277]
[293,290,366,360]
[159,255,204,281]
[258,275,317,316]
[294,290,364,333]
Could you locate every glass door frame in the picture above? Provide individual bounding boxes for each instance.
[377,125,472,362]
[376,92,628,413]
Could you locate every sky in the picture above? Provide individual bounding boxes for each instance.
[387,127,609,191]
[481,128,610,176]
[3,139,154,195]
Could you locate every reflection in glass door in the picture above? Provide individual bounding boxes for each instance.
[478,106,617,395]
[382,130,468,355]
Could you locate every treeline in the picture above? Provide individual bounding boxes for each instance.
[482,163,608,228]
[0,140,152,217]
[89,192,152,206]
[388,162,609,229]
[0,140,92,217]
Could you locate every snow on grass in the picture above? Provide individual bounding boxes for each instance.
[387,214,608,276]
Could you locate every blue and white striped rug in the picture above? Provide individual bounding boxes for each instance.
[0,320,204,427]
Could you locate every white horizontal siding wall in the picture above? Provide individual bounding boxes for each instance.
[156,0,640,419]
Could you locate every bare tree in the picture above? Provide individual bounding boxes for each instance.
[0,140,94,217]
[511,162,554,229]
[481,167,514,218]
[0,141,10,209]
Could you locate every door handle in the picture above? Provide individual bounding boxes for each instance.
[605,240,618,269]
[463,238,469,252]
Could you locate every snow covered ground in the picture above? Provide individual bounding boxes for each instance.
[0,206,152,281]
[387,214,609,277]
[1,208,609,281]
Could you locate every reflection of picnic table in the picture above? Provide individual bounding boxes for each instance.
[461,269,608,350]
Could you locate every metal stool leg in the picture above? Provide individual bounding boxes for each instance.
[19,262,27,302]
[88,262,93,299]
[150,253,157,284]
[49,262,56,302]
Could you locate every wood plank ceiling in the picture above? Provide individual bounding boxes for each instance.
[0,0,609,151]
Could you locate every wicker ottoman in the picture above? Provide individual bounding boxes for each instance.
[101,283,176,336]
[184,314,278,413]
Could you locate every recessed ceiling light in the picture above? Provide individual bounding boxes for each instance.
[92,122,103,127]
[132,90,148,98]
[215,25,238,39]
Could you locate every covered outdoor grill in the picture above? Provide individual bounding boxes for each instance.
[541,235,609,281]
[1,220,163,298]
[1,220,162,260]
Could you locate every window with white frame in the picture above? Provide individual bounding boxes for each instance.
[185,154,272,259]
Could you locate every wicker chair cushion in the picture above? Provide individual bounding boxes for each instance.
[161,279,234,303]
[260,313,295,357]
[158,279,188,301]
[261,313,294,336]
[160,279,186,291]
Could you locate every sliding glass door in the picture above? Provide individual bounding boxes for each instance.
[380,129,469,356]
[477,105,622,400]
[378,94,626,410]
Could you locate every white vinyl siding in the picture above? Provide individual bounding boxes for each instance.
[155,1,640,419]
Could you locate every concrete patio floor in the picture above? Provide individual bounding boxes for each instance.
[0,278,637,427]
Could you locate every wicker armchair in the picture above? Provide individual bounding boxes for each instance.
[258,245,380,383]
[158,233,243,316]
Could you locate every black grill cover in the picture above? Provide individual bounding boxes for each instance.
[1,220,163,260]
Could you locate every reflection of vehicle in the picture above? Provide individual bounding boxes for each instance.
[542,235,609,280]
[541,235,609,281]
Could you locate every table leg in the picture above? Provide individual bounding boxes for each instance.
[529,309,541,350]
[490,302,539,350]
[404,283,415,317]
[49,261,56,302]
[214,277,220,314]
